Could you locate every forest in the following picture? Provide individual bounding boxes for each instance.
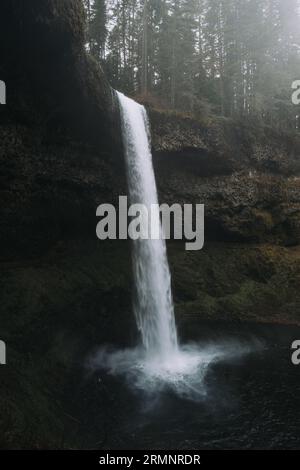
[83,0,300,130]
[1,0,300,452]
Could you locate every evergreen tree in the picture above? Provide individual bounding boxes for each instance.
[83,0,300,130]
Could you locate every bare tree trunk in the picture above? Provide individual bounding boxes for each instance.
[142,0,148,95]
[171,0,179,109]
[85,0,92,52]
[122,1,126,68]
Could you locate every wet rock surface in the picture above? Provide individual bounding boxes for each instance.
[149,109,300,326]
[0,0,300,449]
[0,0,128,449]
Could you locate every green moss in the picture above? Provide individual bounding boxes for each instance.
[169,242,300,325]
[0,240,132,449]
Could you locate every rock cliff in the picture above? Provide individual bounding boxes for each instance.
[0,0,300,449]
[0,0,131,449]
[150,108,300,326]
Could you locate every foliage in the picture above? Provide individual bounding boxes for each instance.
[83,0,300,130]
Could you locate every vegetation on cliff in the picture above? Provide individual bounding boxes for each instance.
[0,0,300,450]
[0,0,129,449]
[84,0,300,131]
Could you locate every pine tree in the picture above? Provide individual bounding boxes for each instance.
[90,0,107,59]
[83,0,300,129]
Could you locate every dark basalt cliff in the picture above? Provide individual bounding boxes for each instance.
[150,109,300,326]
[0,0,300,449]
[0,0,132,449]
[0,0,115,149]
[151,109,300,244]
[0,0,125,257]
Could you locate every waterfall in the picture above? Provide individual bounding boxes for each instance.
[117,91,178,360]
[90,92,232,400]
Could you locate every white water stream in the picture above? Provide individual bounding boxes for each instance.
[117,91,178,361]
[90,92,250,399]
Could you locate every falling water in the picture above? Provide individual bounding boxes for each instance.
[89,92,250,399]
[117,91,178,360]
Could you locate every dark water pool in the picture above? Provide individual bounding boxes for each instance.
[69,323,300,450]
